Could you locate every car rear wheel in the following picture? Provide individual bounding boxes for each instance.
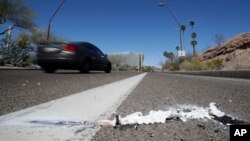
[43,67,56,73]
[79,60,91,73]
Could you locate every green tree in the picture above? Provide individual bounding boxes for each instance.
[0,0,36,28]
[190,21,195,30]
[168,52,174,63]
[180,25,186,50]
[1,0,36,65]
[163,51,168,62]
[7,32,33,67]
[190,40,198,55]
[163,51,174,63]
[191,32,197,39]
[176,46,179,56]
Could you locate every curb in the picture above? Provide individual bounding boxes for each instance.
[167,70,250,79]
[0,66,41,70]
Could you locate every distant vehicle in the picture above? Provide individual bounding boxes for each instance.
[36,42,111,73]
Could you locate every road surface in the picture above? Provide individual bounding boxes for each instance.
[0,70,140,115]
[93,73,250,141]
[0,70,249,141]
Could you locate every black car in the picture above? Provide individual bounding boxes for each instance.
[37,42,111,73]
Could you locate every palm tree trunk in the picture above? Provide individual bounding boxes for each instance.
[193,45,195,56]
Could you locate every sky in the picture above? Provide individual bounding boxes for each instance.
[10,0,250,67]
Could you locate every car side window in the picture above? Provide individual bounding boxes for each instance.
[82,44,94,52]
[95,49,104,57]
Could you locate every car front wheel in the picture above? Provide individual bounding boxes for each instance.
[104,63,111,73]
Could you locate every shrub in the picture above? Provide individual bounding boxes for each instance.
[162,55,224,71]
[203,59,223,70]
[180,58,202,71]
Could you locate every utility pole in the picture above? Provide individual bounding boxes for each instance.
[47,0,66,42]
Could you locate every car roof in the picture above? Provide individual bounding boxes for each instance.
[70,42,93,46]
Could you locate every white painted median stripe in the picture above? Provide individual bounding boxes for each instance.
[0,73,147,141]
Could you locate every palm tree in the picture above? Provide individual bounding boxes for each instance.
[163,51,175,63]
[176,46,179,56]
[191,40,197,55]
[190,21,195,30]
[169,52,174,63]
[180,25,186,51]
[181,25,186,31]
[191,32,197,55]
[190,21,197,56]
[163,51,168,62]
[191,32,197,39]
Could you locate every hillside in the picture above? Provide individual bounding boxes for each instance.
[199,32,250,70]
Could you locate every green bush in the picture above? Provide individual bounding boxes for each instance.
[1,33,33,67]
[162,55,224,71]
[179,58,202,71]
[204,59,223,70]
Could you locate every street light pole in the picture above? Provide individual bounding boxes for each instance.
[47,0,66,42]
[158,2,185,56]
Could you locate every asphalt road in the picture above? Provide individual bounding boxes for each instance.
[0,70,140,116]
[1,71,250,140]
[92,73,250,141]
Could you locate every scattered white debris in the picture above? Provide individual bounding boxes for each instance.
[104,102,226,126]
[229,100,232,103]
[37,82,40,86]
[208,103,225,117]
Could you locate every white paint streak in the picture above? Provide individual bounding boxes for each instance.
[0,73,147,141]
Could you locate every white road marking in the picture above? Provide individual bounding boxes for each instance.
[0,73,147,141]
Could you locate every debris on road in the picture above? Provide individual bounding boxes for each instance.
[3,103,248,129]
[104,102,248,127]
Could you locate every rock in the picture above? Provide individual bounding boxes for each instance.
[197,123,206,130]
[147,133,154,137]
[199,32,250,70]
[214,129,220,133]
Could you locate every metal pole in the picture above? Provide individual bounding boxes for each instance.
[47,0,66,42]
[158,2,183,51]
[179,29,182,51]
